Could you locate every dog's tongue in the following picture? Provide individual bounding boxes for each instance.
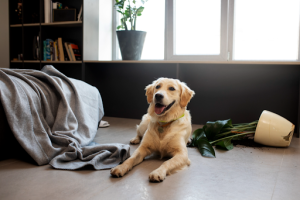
[155,106,166,115]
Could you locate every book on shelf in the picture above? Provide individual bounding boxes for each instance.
[44,0,51,23]
[64,42,73,61]
[62,40,70,61]
[78,5,83,21]
[68,44,82,61]
[57,38,65,61]
[49,40,54,60]
[43,41,47,60]
[43,38,80,62]
[43,39,53,61]
[54,40,59,61]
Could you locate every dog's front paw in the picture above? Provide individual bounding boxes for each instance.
[110,164,130,177]
[130,136,141,144]
[149,169,166,182]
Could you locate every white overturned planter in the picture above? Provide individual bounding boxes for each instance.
[254,110,295,147]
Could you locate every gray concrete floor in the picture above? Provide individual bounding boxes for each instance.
[0,116,299,200]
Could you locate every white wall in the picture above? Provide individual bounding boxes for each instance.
[98,0,112,60]
[0,0,9,68]
[84,0,112,60]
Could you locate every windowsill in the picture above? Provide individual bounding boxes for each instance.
[83,60,300,65]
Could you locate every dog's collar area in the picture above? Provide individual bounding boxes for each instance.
[157,113,185,126]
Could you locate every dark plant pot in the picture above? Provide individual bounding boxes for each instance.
[117,30,147,60]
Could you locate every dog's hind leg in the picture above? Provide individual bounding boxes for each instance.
[130,114,150,144]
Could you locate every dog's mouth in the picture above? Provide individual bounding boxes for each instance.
[155,101,175,115]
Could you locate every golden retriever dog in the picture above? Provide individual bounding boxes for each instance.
[110,78,195,182]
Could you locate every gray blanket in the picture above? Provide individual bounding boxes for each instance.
[0,66,130,170]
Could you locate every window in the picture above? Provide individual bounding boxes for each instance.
[174,0,221,55]
[232,0,300,61]
[166,0,228,61]
[112,0,300,62]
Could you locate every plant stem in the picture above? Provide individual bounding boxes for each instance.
[128,0,133,30]
[223,124,256,131]
[133,14,137,30]
[122,17,128,30]
[233,120,258,127]
[210,131,255,145]
[216,125,257,138]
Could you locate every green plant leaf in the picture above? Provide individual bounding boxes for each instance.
[204,119,232,141]
[189,128,204,147]
[189,128,215,157]
[115,0,125,10]
[215,138,234,150]
[197,139,216,158]
[117,10,124,15]
[136,6,144,16]
[192,128,203,140]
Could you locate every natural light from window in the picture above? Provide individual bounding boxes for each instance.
[174,0,221,55]
[233,0,300,61]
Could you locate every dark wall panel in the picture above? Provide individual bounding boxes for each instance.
[85,63,177,119]
[85,63,300,130]
[180,64,299,125]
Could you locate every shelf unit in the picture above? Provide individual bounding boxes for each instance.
[9,0,84,80]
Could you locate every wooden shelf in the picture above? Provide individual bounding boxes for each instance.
[10,24,22,27]
[11,60,82,64]
[23,23,40,27]
[41,61,82,64]
[24,60,40,63]
[41,21,82,27]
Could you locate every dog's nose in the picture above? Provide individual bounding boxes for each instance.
[155,93,164,101]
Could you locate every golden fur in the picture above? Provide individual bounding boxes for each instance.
[110,78,195,182]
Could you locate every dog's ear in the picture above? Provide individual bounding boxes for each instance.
[180,82,195,108]
[145,83,155,104]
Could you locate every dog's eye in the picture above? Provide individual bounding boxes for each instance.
[156,85,161,89]
[169,87,175,91]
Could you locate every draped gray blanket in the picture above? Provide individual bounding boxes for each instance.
[0,66,130,170]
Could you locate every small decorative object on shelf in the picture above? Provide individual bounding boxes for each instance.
[15,0,22,23]
[115,0,148,60]
[33,35,40,60]
[18,54,23,61]
[57,2,63,9]
[189,110,295,158]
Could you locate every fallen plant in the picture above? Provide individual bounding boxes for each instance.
[188,119,258,158]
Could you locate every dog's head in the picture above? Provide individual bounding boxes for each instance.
[145,78,195,118]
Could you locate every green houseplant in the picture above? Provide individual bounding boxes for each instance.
[115,0,148,60]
